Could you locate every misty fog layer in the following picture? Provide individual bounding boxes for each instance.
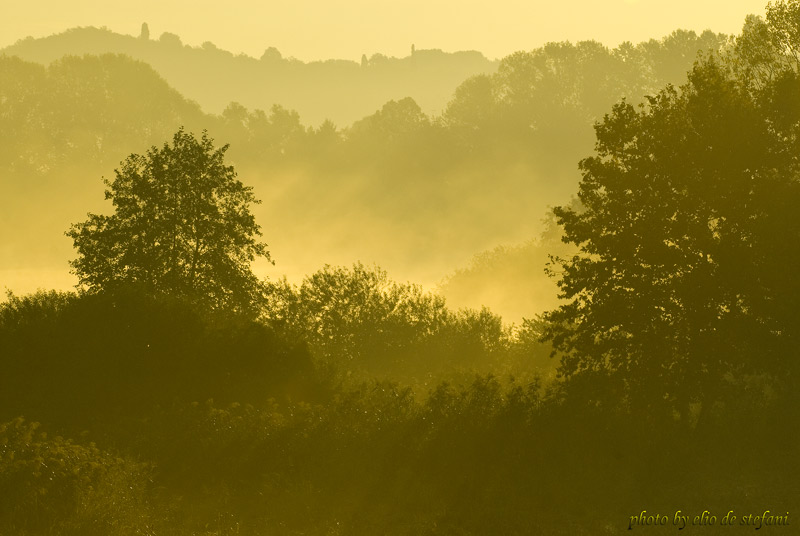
[1,28,726,322]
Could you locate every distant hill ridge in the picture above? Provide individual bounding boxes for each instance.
[2,26,498,126]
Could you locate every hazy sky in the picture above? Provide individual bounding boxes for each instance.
[4,0,766,61]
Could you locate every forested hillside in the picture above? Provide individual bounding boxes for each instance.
[1,25,497,125]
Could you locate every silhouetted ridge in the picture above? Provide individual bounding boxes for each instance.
[2,26,497,125]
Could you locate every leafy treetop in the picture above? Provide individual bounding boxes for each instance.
[66,128,270,313]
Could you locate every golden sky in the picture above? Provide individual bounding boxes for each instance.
[4,0,766,61]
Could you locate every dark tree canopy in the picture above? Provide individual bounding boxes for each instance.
[66,128,270,313]
[543,17,800,420]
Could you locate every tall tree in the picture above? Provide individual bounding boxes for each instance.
[66,128,271,313]
[543,49,800,420]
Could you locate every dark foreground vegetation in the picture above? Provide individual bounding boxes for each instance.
[2,289,796,535]
[3,1,800,534]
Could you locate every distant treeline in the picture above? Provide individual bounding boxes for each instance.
[0,28,726,170]
[1,25,498,126]
[0,25,725,126]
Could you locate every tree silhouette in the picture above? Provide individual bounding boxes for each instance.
[543,52,800,420]
[766,0,800,63]
[66,128,270,313]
